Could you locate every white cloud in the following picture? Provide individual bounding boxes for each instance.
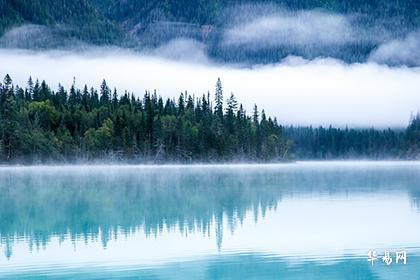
[0,25,52,48]
[369,31,420,66]
[0,24,82,49]
[223,10,358,48]
[151,38,209,63]
[0,48,419,128]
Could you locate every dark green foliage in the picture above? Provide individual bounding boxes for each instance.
[89,1,420,64]
[214,78,223,119]
[92,0,225,26]
[0,74,17,161]
[93,0,420,28]
[284,125,418,159]
[0,0,122,45]
[406,113,420,156]
[2,0,420,62]
[0,75,290,163]
[0,74,417,163]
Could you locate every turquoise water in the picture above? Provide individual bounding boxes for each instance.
[1,162,420,279]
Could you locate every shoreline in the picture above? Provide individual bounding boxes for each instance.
[1,160,420,169]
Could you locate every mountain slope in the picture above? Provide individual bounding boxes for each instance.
[1,0,419,65]
[92,0,420,28]
[0,0,122,45]
[89,0,420,64]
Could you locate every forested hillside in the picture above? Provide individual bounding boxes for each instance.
[1,0,420,63]
[91,0,420,64]
[92,0,420,27]
[0,0,121,45]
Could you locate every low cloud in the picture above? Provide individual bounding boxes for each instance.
[223,10,359,48]
[0,24,85,49]
[369,31,420,66]
[0,7,419,127]
[218,7,416,64]
[151,39,209,63]
[1,7,419,66]
[0,25,53,48]
[0,48,419,128]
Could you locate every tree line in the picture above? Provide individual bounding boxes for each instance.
[284,121,419,159]
[284,124,420,160]
[0,74,418,163]
[0,75,290,163]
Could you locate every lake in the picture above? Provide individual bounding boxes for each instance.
[1,162,420,279]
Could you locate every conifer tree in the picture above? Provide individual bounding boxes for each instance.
[100,79,110,106]
[0,74,414,163]
[0,75,16,161]
[214,78,223,119]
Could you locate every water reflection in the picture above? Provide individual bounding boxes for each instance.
[3,253,420,280]
[1,162,420,278]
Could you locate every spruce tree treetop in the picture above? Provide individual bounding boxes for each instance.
[214,78,223,118]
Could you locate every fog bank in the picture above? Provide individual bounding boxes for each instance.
[223,10,364,48]
[1,48,419,127]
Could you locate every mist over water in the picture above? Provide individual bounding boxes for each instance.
[1,162,420,278]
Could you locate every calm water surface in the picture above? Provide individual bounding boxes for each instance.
[1,162,420,279]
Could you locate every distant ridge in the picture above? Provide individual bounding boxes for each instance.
[1,0,419,64]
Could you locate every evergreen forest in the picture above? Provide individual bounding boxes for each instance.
[0,74,418,163]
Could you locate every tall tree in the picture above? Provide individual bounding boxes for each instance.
[0,75,17,161]
[99,79,110,106]
[214,78,223,119]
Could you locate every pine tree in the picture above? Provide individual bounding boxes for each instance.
[100,79,110,106]
[225,93,238,134]
[214,78,223,119]
[27,77,34,101]
[39,80,50,101]
[82,85,90,110]
[112,88,118,110]
[0,74,411,163]
[56,84,67,106]
[33,79,40,101]
[226,93,238,115]
[253,104,259,124]
[69,80,77,106]
[0,75,17,161]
